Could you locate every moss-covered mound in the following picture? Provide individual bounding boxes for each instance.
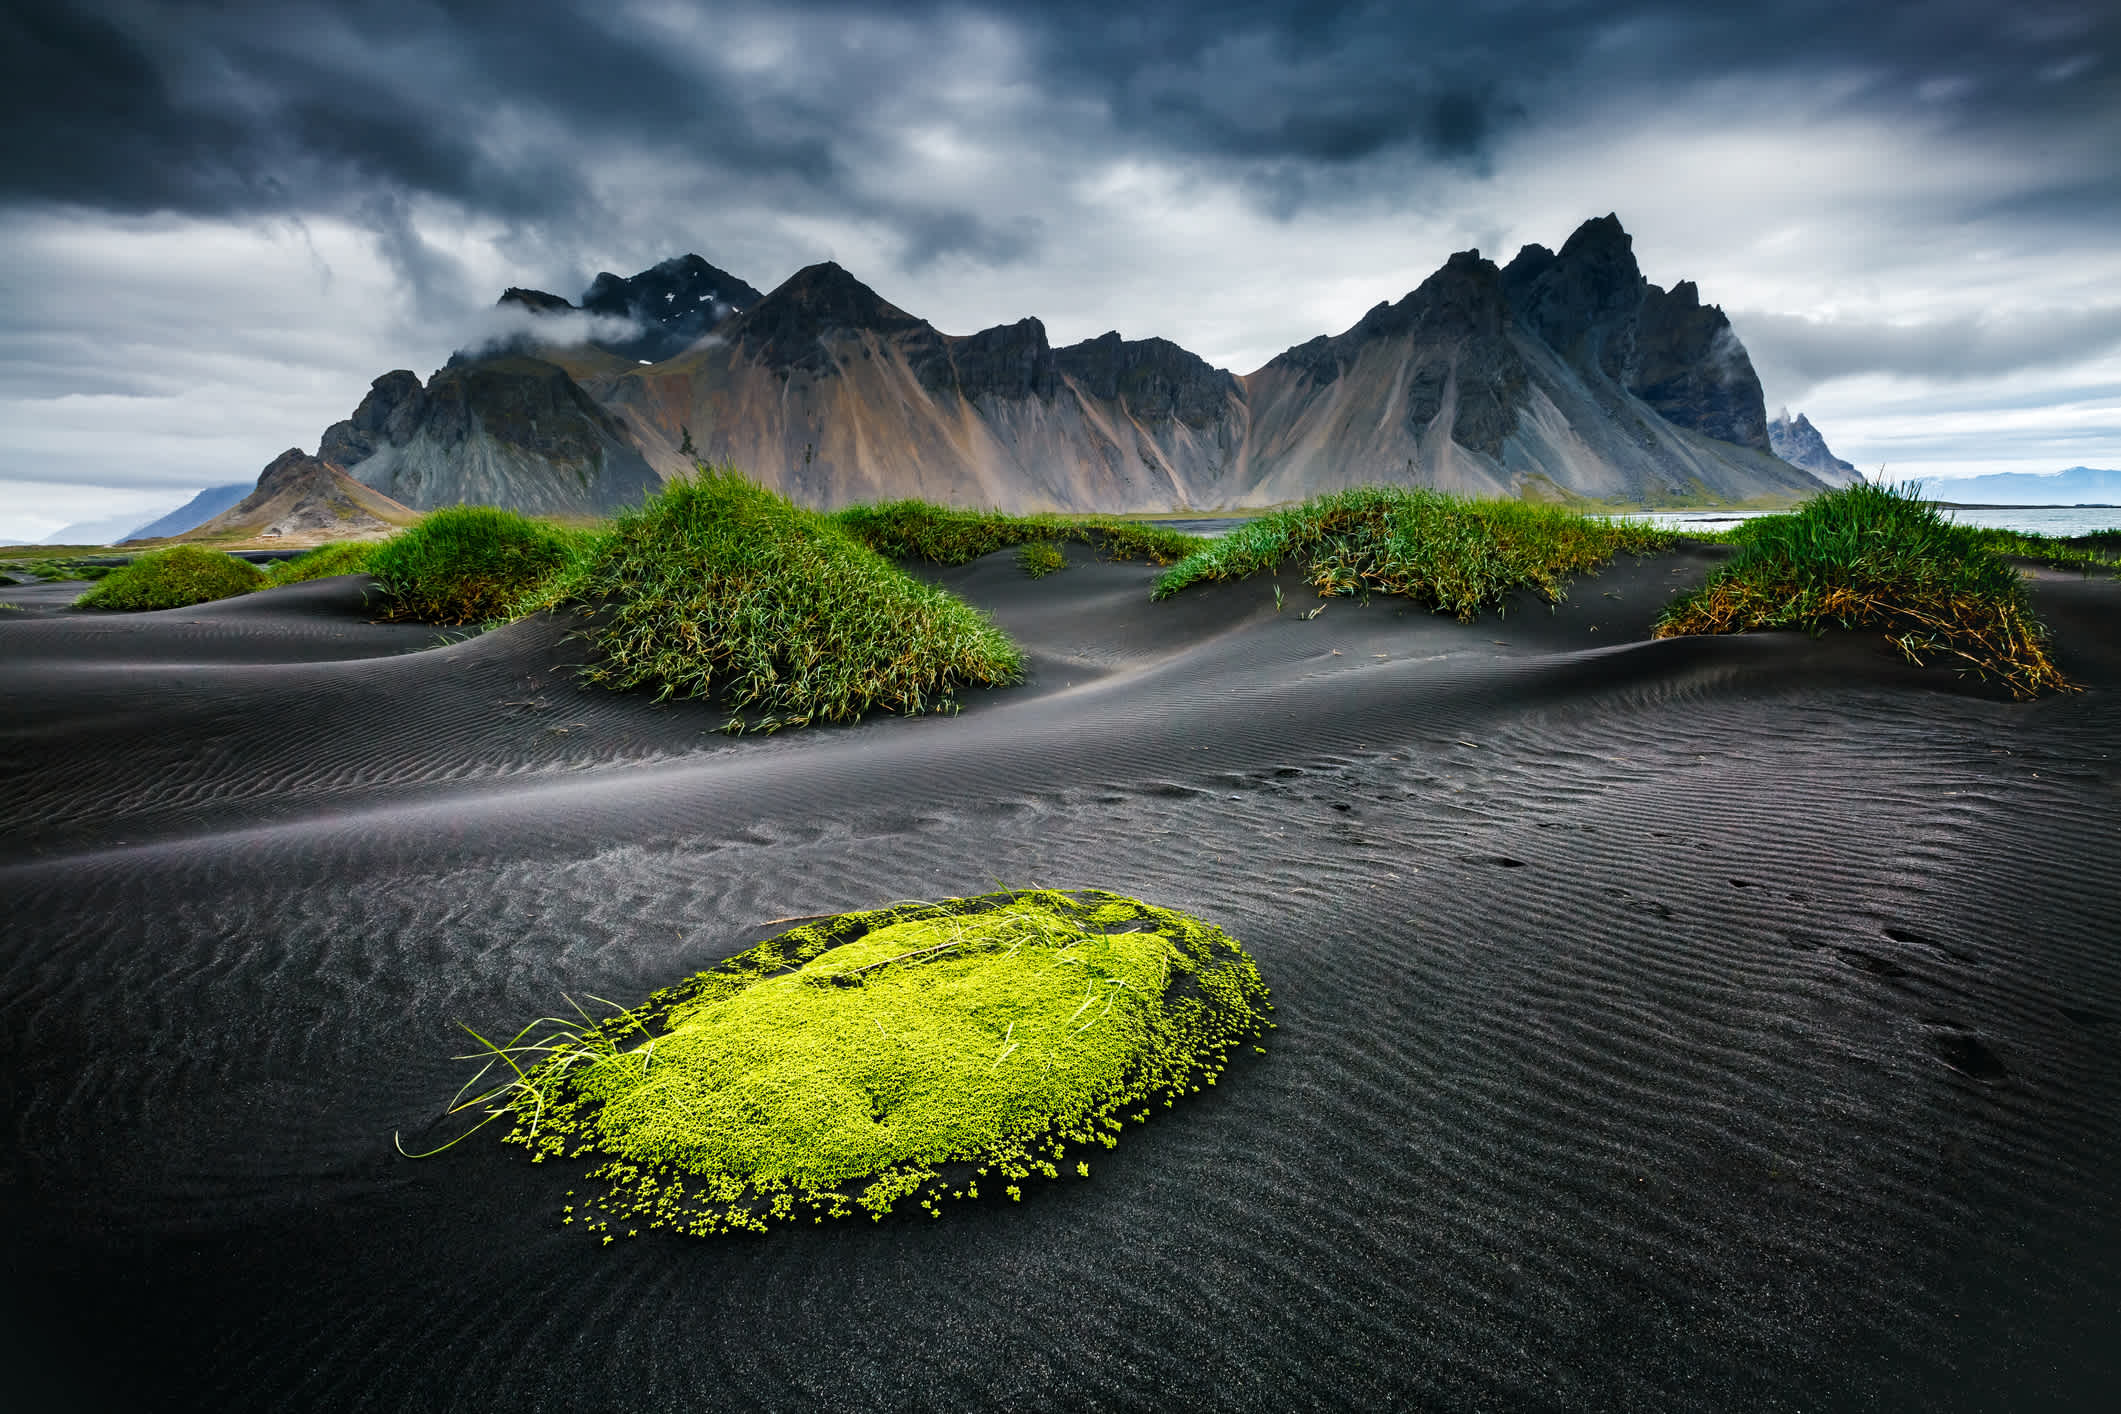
[365,505,586,624]
[75,545,262,610]
[1152,485,1675,619]
[553,468,1023,731]
[437,890,1271,1238]
[833,499,1203,566]
[262,539,382,587]
[1655,481,2075,697]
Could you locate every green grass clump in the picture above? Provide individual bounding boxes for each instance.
[1655,481,2074,697]
[408,889,1272,1237]
[1016,541,1069,578]
[551,468,1022,732]
[833,500,1204,566]
[75,545,262,610]
[262,539,383,587]
[1152,485,1676,618]
[365,506,589,624]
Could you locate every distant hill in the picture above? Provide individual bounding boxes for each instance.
[1923,466,2121,505]
[1767,409,1861,487]
[40,510,161,545]
[173,450,421,547]
[317,217,1838,516]
[124,483,253,540]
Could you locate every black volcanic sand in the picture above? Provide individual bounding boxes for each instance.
[3,554,2118,1412]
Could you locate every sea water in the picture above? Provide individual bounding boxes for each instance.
[1607,505,2121,538]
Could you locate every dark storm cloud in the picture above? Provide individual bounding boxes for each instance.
[7,2,2115,237]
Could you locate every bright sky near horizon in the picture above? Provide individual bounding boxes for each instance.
[2,1,2118,539]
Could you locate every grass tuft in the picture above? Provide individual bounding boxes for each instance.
[833,500,1203,566]
[1153,485,1676,618]
[1655,481,2075,697]
[75,545,262,610]
[548,467,1022,732]
[409,889,1273,1237]
[1016,541,1069,578]
[262,539,383,587]
[365,506,590,624]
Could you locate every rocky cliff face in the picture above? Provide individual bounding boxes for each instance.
[312,223,1834,516]
[1767,409,1862,486]
[321,358,660,516]
[1239,222,1814,504]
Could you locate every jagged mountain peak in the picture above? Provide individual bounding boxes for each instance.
[576,254,763,362]
[726,262,939,377]
[497,287,576,315]
[1768,408,1861,485]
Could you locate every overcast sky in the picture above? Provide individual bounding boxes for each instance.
[3,0,2117,537]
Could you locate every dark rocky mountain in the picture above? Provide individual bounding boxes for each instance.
[581,255,765,362]
[1767,409,1862,486]
[311,221,1836,516]
[1239,218,1816,503]
[321,358,660,516]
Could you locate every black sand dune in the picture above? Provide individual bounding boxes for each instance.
[3,550,2118,1411]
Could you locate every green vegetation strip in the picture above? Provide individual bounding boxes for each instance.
[1655,481,2074,697]
[543,468,1022,732]
[409,889,1273,1238]
[75,545,262,610]
[833,500,1203,566]
[1152,485,1675,618]
[262,539,381,587]
[1963,525,2121,577]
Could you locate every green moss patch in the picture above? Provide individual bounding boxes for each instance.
[422,890,1271,1238]
[1152,485,1676,619]
[262,539,382,587]
[548,468,1022,732]
[75,545,262,610]
[366,505,589,624]
[1655,482,2075,697]
[833,499,1204,566]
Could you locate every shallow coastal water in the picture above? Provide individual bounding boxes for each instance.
[1612,504,2121,537]
[2,554,2117,1411]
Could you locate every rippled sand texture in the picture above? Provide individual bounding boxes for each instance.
[3,554,2118,1411]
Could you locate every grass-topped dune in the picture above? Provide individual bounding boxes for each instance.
[1655,482,2076,698]
[407,889,1273,1238]
[366,505,590,625]
[75,545,263,610]
[1152,485,1676,618]
[537,469,1023,731]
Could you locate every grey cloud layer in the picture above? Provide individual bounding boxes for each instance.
[1740,306,2121,388]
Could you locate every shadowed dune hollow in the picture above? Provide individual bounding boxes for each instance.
[2,548,2118,1411]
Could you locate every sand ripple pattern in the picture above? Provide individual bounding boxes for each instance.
[3,553,2117,1410]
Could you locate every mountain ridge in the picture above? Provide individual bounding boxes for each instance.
[316,216,1837,515]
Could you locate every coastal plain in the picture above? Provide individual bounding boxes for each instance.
[2,547,2117,1411]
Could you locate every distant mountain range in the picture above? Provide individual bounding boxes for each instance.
[298,215,1838,517]
[1921,466,2121,505]
[41,482,251,545]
